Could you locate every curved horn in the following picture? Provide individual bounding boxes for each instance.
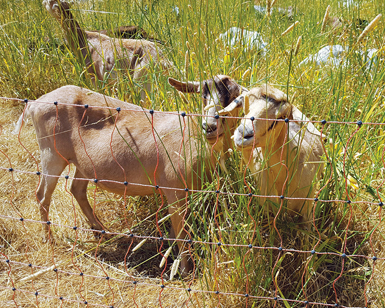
[168,77,200,93]
[243,93,250,114]
[204,102,217,111]
[217,93,247,115]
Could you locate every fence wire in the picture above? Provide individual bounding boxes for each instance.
[0,95,384,308]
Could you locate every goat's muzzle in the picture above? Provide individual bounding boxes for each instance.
[233,122,254,148]
[202,120,223,139]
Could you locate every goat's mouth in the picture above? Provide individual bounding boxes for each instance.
[233,130,255,148]
[203,127,224,139]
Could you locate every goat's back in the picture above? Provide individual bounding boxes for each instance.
[85,32,172,74]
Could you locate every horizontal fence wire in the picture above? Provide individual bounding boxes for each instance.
[0,95,384,308]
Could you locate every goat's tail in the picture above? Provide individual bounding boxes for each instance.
[12,104,29,135]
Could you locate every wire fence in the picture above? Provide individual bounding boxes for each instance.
[0,95,384,308]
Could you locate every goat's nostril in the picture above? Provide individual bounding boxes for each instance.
[207,126,216,133]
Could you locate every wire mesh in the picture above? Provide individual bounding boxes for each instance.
[0,95,383,308]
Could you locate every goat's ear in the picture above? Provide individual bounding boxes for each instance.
[219,76,241,98]
[260,85,287,103]
[168,78,200,93]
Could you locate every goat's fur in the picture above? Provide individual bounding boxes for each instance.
[43,0,171,99]
[19,85,213,274]
[233,85,324,224]
[91,26,164,45]
[168,75,247,172]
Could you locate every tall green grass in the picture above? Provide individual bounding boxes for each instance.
[1,0,385,306]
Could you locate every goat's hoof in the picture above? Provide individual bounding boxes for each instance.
[179,261,193,279]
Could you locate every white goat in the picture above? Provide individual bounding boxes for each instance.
[168,75,248,172]
[16,85,213,275]
[219,85,324,224]
[43,0,171,99]
[168,76,316,174]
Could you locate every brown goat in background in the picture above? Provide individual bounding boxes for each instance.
[91,25,164,44]
[43,0,172,99]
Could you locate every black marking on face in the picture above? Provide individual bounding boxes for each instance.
[202,76,241,108]
[261,94,279,104]
[214,77,241,107]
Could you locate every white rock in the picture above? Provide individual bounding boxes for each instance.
[172,5,180,16]
[219,27,268,54]
[254,5,295,17]
[361,48,379,70]
[299,45,347,67]
[339,0,357,8]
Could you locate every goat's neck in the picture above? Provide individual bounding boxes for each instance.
[57,4,89,62]
[262,119,309,174]
[261,122,291,168]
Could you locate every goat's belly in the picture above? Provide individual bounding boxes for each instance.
[72,162,177,197]
[96,181,156,196]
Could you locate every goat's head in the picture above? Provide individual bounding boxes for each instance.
[232,85,292,149]
[168,75,245,141]
[43,0,71,21]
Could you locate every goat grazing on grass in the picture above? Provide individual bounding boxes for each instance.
[168,75,248,172]
[43,0,171,99]
[168,76,315,174]
[16,85,213,275]
[220,85,324,225]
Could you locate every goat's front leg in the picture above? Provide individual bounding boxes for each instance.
[70,168,105,232]
[164,192,191,276]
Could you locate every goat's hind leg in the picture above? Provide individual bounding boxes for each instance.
[70,168,105,233]
[36,151,67,240]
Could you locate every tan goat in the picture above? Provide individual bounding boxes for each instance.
[221,85,324,224]
[43,0,171,99]
[168,75,248,172]
[91,25,164,44]
[17,85,213,275]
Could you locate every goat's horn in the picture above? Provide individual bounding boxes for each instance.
[204,103,216,111]
[217,94,246,115]
[243,93,250,114]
